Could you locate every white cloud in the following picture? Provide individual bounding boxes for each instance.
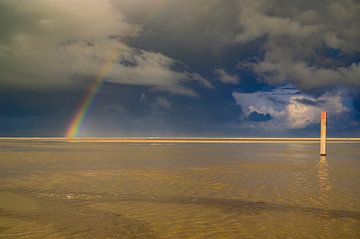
[154,97,172,110]
[252,60,360,92]
[214,68,239,84]
[235,1,318,44]
[233,87,349,129]
[234,0,360,91]
[286,94,348,128]
[107,47,212,96]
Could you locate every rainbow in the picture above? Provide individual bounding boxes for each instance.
[66,44,122,138]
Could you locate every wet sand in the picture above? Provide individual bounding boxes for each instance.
[0,139,359,238]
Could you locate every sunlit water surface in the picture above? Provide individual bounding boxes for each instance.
[0,140,359,238]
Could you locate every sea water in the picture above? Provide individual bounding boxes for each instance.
[0,140,359,238]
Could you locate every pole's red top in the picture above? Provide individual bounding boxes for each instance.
[321,111,327,120]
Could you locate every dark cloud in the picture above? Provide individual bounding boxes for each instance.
[2,0,359,92]
[294,98,318,106]
[0,0,359,136]
[115,0,360,93]
[0,0,211,96]
[247,111,272,122]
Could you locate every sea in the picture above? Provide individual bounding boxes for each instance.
[0,139,359,238]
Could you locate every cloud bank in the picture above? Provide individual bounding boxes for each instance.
[0,0,210,95]
[115,0,360,92]
[2,0,359,94]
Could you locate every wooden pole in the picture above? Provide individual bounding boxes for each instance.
[320,112,327,156]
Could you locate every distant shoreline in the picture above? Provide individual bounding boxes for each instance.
[0,137,359,143]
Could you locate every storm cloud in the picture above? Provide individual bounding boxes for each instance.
[0,0,211,95]
[0,0,359,136]
[2,0,359,92]
[116,0,360,92]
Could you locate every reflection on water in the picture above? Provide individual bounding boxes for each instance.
[0,140,359,238]
[319,156,331,194]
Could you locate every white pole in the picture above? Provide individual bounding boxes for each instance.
[320,112,327,156]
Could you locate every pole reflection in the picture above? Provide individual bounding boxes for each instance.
[318,156,331,194]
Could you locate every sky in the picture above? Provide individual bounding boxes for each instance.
[0,0,360,137]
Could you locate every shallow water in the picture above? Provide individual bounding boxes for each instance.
[0,140,359,238]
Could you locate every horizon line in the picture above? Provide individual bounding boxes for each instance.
[0,137,359,142]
